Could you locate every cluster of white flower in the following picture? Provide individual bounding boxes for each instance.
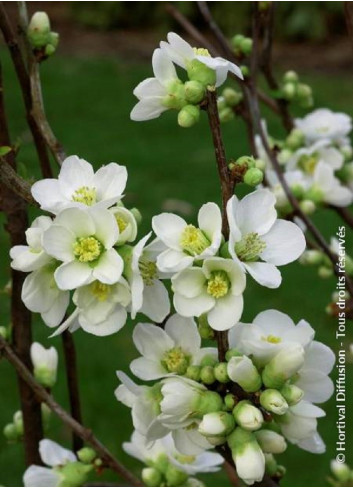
[115,310,334,485]
[257,108,353,212]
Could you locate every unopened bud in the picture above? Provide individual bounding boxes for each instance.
[255,430,287,454]
[196,391,224,417]
[227,428,265,485]
[283,70,299,83]
[299,249,323,266]
[264,453,278,476]
[3,423,18,442]
[214,362,230,383]
[200,365,216,385]
[299,199,316,215]
[240,65,249,77]
[244,167,263,186]
[260,389,288,415]
[77,447,97,464]
[130,207,142,225]
[198,314,215,340]
[13,411,24,437]
[280,384,304,406]
[286,128,304,150]
[199,411,236,437]
[283,82,296,100]
[227,355,262,392]
[0,326,7,339]
[224,393,236,411]
[297,83,312,99]
[58,461,92,487]
[277,148,293,164]
[200,354,217,367]
[186,365,201,382]
[142,467,163,487]
[27,12,50,49]
[233,400,263,431]
[178,105,200,128]
[231,34,245,51]
[255,158,266,171]
[240,38,253,55]
[225,348,242,361]
[330,460,351,483]
[222,87,242,107]
[165,463,188,486]
[318,266,333,279]
[219,107,235,123]
[262,345,305,390]
[184,80,205,104]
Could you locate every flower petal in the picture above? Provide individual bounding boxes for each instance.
[172,267,207,298]
[152,48,178,84]
[130,98,166,121]
[174,291,215,318]
[42,225,75,262]
[207,293,244,331]
[31,179,65,214]
[261,219,306,266]
[79,306,127,336]
[152,213,187,249]
[133,323,174,360]
[54,261,92,290]
[130,357,167,381]
[94,163,128,205]
[140,279,170,323]
[92,249,123,284]
[165,314,200,355]
[244,261,282,288]
[133,77,166,99]
[23,466,60,487]
[157,249,193,273]
[235,189,277,236]
[39,439,76,467]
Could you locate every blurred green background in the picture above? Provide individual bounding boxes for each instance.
[1,1,353,487]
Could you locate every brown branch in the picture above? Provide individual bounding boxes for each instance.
[0,335,143,487]
[344,1,353,52]
[0,58,43,465]
[331,205,353,230]
[0,156,38,206]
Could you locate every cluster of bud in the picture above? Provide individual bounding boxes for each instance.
[3,404,51,442]
[217,87,243,123]
[228,155,265,187]
[231,34,253,57]
[280,71,313,108]
[27,12,59,59]
[141,453,203,487]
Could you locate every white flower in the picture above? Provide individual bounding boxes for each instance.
[310,161,353,207]
[21,263,70,327]
[226,189,306,288]
[23,439,76,487]
[130,314,217,380]
[295,108,352,145]
[277,401,326,454]
[43,207,123,290]
[31,155,127,214]
[10,216,53,272]
[110,205,138,245]
[30,342,58,388]
[160,32,243,87]
[172,257,246,331]
[286,140,344,173]
[131,48,182,121]
[265,169,310,210]
[128,233,170,323]
[152,202,222,274]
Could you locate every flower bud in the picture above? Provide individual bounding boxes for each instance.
[240,38,253,55]
[57,461,92,487]
[227,355,262,393]
[45,43,56,57]
[255,158,266,171]
[277,148,293,165]
[184,80,206,104]
[142,467,163,487]
[259,389,288,415]
[262,345,305,390]
[0,326,7,339]
[165,464,188,486]
[233,400,263,431]
[187,59,216,87]
[299,199,316,215]
[290,183,305,200]
[284,70,299,83]
[264,453,278,476]
[240,65,249,77]
[200,354,217,367]
[214,362,230,383]
[231,34,245,51]
[244,167,263,186]
[27,12,51,49]
[286,128,304,150]
[318,266,333,279]
[280,384,304,406]
[163,80,187,110]
[31,343,58,389]
[200,365,216,385]
[299,249,323,266]
[206,435,227,446]
[198,314,215,340]
[330,460,351,483]
[77,447,97,464]
[341,145,353,161]
[187,477,205,486]
[3,423,18,442]
[225,348,242,361]
[297,83,312,99]
[305,185,324,205]
[224,393,236,411]
[227,428,265,485]
[236,155,256,169]
[199,411,236,437]
[255,430,287,454]
[283,82,296,100]
[130,207,142,225]
[222,87,242,107]
[178,105,200,128]
[219,107,234,123]
[196,391,224,417]
[13,410,24,437]
[186,365,201,382]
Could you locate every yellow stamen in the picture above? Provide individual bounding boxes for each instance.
[72,186,97,206]
[180,225,210,256]
[206,271,230,299]
[234,232,266,262]
[116,215,128,233]
[73,236,102,262]
[193,47,211,57]
[261,334,282,344]
[90,281,111,301]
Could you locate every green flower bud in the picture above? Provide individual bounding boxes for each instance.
[187,477,205,486]
[290,183,305,200]
[142,467,163,487]
[222,87,243,107]
[318,266,333,279]
[199,411,236,437]
[244,167,263,186]
[255,430,287,454]
[264,453,278,477]
[299,199,316,215]
[282,82,296,100]
[27,12,51,49]
[219,107,234,123]
[187,59,216,87]
[277,465,286,478]
[227,355,262,392]
[299,249,323,266]
[225,348,242,361]
[262,345,305,390]
[255,158,266,171]
[0,326,7,339]
[184,80,205,104]
[130,207,142,225]
[152,453,169,473]
[13,411,24,437]
[233,400,264,431]
[280,384,304,406]
[3,423,18,442]
[217,96,227,111]
[285,128,304,150]
[297,83,312,99]
[186,365,201,382]
[236,155,256,169]
[178,105,200,128]
[45,43,56,57]
[283,70,299,83]
[196,391,224,417]
[200,365,216,385]
[240,38,253,55]
[341,145,353,162]
[200,354,217,367]
[330,460,351,483]
[260,389,288,415]
[57,461,92,487]
[305,185,324,205]
[231,34,245,50]
[214,362,230,383]
[162,80,187,110]
[34,365,57,388]
[224,393,236,411]
[165,463,188,486]
[77,447,97,464]
[198,314,215,340]
[277,148,293,165]
[48,31,59,49]
[240,65,249,77]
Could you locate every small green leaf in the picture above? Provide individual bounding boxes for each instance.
[0,146,12,156]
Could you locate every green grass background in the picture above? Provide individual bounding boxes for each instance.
[0,50,352,486]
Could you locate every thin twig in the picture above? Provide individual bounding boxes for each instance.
[332,205,353,229]
[344,1,353,52]
[0,336,143,487]
[0,156,38,206]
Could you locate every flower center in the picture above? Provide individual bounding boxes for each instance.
[161,347,190,375]
[90,281,111,301]
[73,236,102,263]
[180,225,211,256]
[193,47,211,57]
[298,153,319,174]
[206,271,230,299]
[116,215,128,233]
[234,232,266,262]
[261,334,282,344]
[72,186,97,206]
[139,256,158,286]
[175,454,196,465]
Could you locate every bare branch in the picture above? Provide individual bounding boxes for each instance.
[0,156,38,206]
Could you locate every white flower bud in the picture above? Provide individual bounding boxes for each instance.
[198,411,236,437]
[142,467,163,487]
[260,389,288,415]
[280,384,304,406]
[30,342,58,388]
[227,428,265,485]
[232,401,264,431]
[27,12,51,48]
[255,430,287,454]
[262,345,305,390]
[227,355,262,393]
[330,460,351,483]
